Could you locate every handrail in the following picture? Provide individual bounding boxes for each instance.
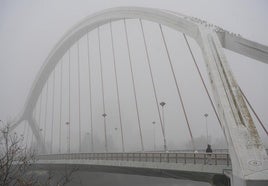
[36,152,231,166]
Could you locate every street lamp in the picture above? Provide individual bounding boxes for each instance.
[204,113,209,145]
[160,101,167,152]
[152,121,156,151]
[65,122,70,153]
[86,132,90,152]
[102,113,108,153]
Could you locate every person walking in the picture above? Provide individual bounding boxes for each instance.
[206,144,212,164]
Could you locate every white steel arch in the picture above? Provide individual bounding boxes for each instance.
[10,7,268,186]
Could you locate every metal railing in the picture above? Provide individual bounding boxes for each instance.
[37,152,231,166]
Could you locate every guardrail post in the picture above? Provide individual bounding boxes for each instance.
[176,153,178,163]
[152,153,154,162]
[167,153,169,163]
[194,153,196,164]
[215,154,217,165]
[204,153,206,165]
[184,153,186,164]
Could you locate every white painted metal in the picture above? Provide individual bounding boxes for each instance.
[198,27,268,185]
[9,7,268,185]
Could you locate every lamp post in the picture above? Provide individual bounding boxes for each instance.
[160,101,167,152]
[38,128,43,153]
[152,121,156,151]
[204,113,209,145]
[102,113,108,153]
[65,122,70,153]
[86,132,90,152]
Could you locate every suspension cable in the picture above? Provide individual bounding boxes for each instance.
[124,19,144,151]
[110,21,125,152]
[44,81,49,146]
[159,24,195,150]
[98,26,108,152]
[182,33,222,128]
[86,32,94,152]
[140,19,167,151]
[77,42,82,152]
[58,59,63,153]
[68,49,71,153]
[239,87,268,136]
[50,70,56,154]
[38,90,43,130]
[37,90,43,151]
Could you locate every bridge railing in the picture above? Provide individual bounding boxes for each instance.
[37,152,231,166]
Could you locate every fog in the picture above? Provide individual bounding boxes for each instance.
[0,0,268,185]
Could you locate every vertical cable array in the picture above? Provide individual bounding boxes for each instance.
[124,19,144,151]
[77,42,82,152]
[109,21,125,152]
[50,71,55,154]
[98,27,108,152]
[86,33,94,152]
[159,24,195,150]
[182,33,222,128]
[59,60,63,153]
[139,19,167,151]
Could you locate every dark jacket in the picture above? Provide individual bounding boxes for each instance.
[206,145,212,153]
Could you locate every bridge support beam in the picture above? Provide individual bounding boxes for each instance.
[198,26,268,186]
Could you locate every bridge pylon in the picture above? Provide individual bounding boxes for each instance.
[198,26,268,186]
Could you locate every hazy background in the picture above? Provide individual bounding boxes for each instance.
[0,0,267,122]
[0,0,268,185]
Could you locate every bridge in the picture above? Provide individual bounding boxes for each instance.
[3,7,268,186]
[35,152,231,185]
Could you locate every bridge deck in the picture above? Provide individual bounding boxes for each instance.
[37,152,231,166]
[34,152,232,183]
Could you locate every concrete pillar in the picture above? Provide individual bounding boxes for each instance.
[197,26,268,185]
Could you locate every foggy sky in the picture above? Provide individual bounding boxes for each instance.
[0,0,267,149]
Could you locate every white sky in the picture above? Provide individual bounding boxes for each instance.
[0,0,267,150]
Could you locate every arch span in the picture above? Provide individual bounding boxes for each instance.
[20,7,202,122]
